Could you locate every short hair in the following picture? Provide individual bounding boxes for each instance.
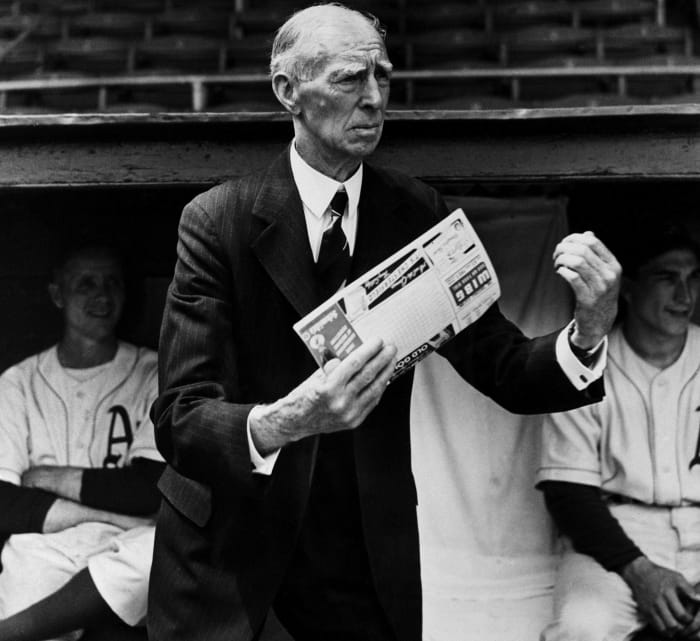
[615,217,700,279]
[51,241,125,284]
[270,3,386,81]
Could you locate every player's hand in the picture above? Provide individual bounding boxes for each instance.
[250,337,397,456]
[622,557,700,637]
[676,582,700,640]
[553,231,621,350]
[22,465,82,502]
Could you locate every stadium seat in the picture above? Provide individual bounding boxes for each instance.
[0,14,61,41]
[226,34,272,72]
[154,8,234,39]
[136,35,226,72]
[413,93,520,110]
[407,28,496,68]
[47,37,132,74]
[575,0,657,26]
[499,26,597,64]
[600,24,691,57]
[614,54,700,98]
[168,0,237,9]
[492,1,575,29]
[28,70,101,111]
[409,60,502,108]
[405,3,487,33]
[69,12,149,41]
[206,96,283,113]
[651,91,700,104]
[0,39,42,77]
[123,69,194,109]
[92,0,166,14]
[512,55,609,100]
[44,0,93,17]
[233,7,290,36]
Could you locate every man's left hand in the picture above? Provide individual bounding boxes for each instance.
[553,231,622,350]
[22,465,83,502]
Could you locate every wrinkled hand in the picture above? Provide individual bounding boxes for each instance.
[553,231,621,350]
[675,582,700,640]
[250,337,397,455]
[22,465,82,501]
[622,557,700,638]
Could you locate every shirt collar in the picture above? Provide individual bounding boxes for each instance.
[290,141,363,220]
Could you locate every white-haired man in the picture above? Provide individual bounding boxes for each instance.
[148,5,621,641]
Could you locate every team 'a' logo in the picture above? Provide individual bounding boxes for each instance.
[103,405,133,468]
[690,405,700,471]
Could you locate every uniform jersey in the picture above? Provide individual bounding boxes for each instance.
[0,341,161,630]
[537,324,700,506]
[0,341,161,486]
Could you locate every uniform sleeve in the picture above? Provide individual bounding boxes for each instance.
[0,480,56,535]
[81,458,165,516]
[126,356,163,464]
[536,399,604,486]
[0,371,31,485]
[540,480,643,572]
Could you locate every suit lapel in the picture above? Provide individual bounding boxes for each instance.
[350,164,427,282]
[249,149,319,318]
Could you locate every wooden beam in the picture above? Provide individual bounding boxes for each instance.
[0,108,697,187]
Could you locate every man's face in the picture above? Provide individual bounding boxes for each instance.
[50,250,125,342]
[623,248,700,339]
[292,20,392,173]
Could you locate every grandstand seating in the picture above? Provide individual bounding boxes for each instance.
[0,0,697,113]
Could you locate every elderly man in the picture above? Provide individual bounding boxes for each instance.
[538,222,700,641]
[148,5,621,641]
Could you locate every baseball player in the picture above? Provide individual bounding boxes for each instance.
[537,221,700,641]
[0,243,163,640]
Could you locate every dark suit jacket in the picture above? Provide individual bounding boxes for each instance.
[148,148,603,641]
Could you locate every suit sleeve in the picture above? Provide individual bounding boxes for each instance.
[439,304,603,414]
[425,182,601,414]
[151,197,259,498]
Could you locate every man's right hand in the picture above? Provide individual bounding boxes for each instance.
[250,337,397,456]
[621,556,700,637]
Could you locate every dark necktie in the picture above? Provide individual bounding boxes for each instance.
[317,189,351,298]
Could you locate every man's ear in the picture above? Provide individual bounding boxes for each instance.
[272,72,301,115]
[48,282,64,309]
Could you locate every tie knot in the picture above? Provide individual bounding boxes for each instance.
[330,189,348,217]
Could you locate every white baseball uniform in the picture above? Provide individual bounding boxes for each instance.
[537,323,700,641]
[0,341,162,634]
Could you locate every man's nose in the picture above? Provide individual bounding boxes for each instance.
[94,279,114,300]
[675,280,692,304]
[361,75,385,109]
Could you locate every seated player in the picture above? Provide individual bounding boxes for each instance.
[0,242,164,640]
[537,220,700,641]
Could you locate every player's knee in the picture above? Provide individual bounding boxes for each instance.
[542,598,615,641]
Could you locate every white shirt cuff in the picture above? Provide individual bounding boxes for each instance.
[555,320,608,391]
[247,405,281,476]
